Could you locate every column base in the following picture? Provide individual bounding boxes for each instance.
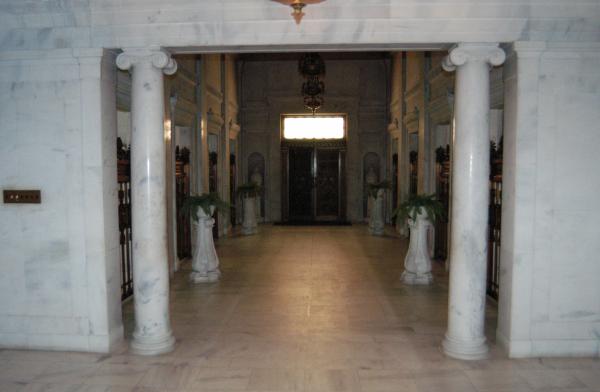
[130,332,175,356]
[242,226,257,235]
[190,270,221,283]
[442,334,489,360]
[401,271,433,285]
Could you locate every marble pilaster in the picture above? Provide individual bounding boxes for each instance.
[441,43,505,360]
[116,48,177,356]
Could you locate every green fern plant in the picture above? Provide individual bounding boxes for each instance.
[237,182,261,199]
[367,180,391,198]
[181,193,230,221]
[392,193,444,223]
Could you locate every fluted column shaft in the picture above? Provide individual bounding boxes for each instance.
[116,48,177,356]
[441,43,505,360]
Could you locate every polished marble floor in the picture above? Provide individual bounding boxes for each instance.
[1,225,599,391]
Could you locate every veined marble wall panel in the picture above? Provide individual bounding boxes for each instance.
[0,1,598,52]
[0,49,123,352]
[498,42,600,358]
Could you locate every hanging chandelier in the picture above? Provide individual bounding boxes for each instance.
[299,53,325,115]
[272,0,326,25]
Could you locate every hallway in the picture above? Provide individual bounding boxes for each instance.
[1,226,599,391]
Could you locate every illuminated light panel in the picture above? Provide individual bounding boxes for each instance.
[283,116,345,140]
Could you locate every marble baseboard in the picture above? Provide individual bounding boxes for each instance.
[0,328,125,354]
[497,331,600,358]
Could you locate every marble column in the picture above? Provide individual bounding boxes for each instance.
[441,43,505,360]
[116,48,177,356]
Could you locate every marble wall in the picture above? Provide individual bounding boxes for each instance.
[0,1,598,51]
[0,0,598,357]
[240,54,389,222]
[498,42,600,357]
[0,49,123,352]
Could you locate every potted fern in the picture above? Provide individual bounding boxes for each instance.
[367,180,390,236]
[393,194,444,285]
[182,193,229,283]
[237,182,261,235]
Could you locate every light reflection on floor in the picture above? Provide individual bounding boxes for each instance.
[1,225,598,391]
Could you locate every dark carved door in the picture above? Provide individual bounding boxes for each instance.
[288,147,314,221]
[209,151,218,238]
[315,149,340,220]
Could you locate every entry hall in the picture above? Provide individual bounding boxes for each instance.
[2,226,600,391]
[1,1,600,391]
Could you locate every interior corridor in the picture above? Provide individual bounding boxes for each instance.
[1,226,599,391]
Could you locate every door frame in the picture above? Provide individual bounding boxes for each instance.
[281,139,347,223]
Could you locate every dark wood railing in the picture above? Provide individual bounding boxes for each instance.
[117,138,133,301]
[487,140,503,300]
[434,145,450,261]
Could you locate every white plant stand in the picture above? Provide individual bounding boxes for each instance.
[242,196,258,235]
[401,210,434,285]
[190,207,221,283]
[368,189,385,236]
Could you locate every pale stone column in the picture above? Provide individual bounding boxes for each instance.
[116,48,177,356]
[441,43,505,360]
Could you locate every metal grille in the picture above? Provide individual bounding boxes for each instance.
[117,138,133,301]
[487,141,503,300]
[434,145,450,261]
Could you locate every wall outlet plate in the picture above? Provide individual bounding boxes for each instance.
[3,190,41,204]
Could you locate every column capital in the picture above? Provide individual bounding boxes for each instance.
[116,47,177,75]
[442,43,506,72]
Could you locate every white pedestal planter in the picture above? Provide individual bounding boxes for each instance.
[401,211,433,285]
[242,196,258,235]
[368,190,385,236]
[190,207,220,283]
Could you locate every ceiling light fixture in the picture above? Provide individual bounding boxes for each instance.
[299,53,326,115]
[272,0,325,25]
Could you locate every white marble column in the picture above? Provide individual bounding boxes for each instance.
[116,48,177,356]
[441,43,505,360]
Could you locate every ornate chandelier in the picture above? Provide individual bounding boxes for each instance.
[299,53,325,115]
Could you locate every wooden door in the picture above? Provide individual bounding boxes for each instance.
[288,147,314,221]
